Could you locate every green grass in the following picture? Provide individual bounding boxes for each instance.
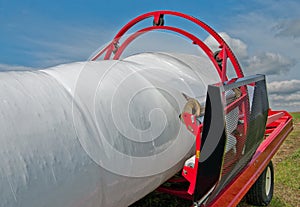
[276,148,300,190]
[269,196,293,207]
[269,112,300,207]
[267,149,300,207]
[291,112,300,122]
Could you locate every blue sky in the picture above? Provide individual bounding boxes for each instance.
[0,0,300,111]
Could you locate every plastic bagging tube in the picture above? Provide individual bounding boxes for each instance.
[0,52,219,207]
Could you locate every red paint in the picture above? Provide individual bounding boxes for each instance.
[89,11,293,206]
[207,110,293,207]
[156,110,292,207]
[91,10,244,80]
[181,112,203,195]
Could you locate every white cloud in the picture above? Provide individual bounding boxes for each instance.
[268,79,300,94]
[225,0,300,84]
[270,93,300,102]
[274,19,300,38]
[0,63,37,71]
[267,80,300,112]
[204,32,295,77]
[269,92,300,112]
[204,32,248,59]
[204,30,299,111]
[244,52,295,75]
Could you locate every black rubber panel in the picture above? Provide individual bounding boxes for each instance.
[193,85,227,202]
[194,75,269,206]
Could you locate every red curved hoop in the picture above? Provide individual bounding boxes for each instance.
[113,25,223,78]
[91,10,244,80]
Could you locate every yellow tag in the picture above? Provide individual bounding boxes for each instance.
[196,150,200,159]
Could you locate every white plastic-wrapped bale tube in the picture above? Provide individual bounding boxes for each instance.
[0,52,220,207]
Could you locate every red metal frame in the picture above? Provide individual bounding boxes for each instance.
[207,110,293,206]
[161,78,251,200]
[156,109,292,207]
[155,84,292,206]
[90,10,244,82]
[112,26,222,79]
[91,11,293,206]
[156,112,203,200]
[181,112,203,195]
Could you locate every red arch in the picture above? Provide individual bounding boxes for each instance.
[91,10,244,80]
[113,26,222,78]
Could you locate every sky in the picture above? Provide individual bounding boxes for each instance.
[0,0,299,111]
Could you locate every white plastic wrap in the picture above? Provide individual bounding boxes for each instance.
[0,52,220,207]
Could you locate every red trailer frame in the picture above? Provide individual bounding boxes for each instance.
[208,110,293,206]
[92,11,293,206]
[157,74,293,207]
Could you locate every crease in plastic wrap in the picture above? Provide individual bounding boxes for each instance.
[0,52,220,207]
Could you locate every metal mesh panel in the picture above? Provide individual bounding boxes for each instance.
[199,75,269,205]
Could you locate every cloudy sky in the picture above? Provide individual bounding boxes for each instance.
[0,0,299,111]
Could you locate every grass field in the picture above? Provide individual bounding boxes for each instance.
[268,112,300,207]
[131,112,300,207]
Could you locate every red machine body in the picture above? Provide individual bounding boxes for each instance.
[92,11,293,207]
